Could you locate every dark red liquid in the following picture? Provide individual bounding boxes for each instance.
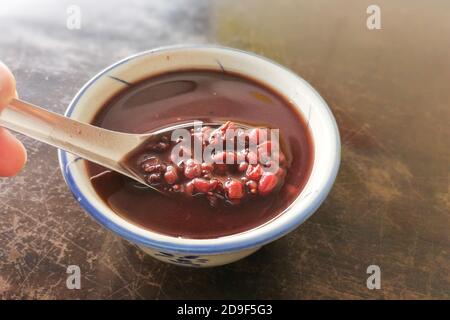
[86,70,313,239]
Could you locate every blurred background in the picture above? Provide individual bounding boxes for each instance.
[0,0,449,299]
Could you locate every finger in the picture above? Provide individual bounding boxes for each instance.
[0,127,27,176]
[0,61,27,176]
[0,61,16,109]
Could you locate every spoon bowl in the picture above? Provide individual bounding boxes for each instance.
[0,98,257,196]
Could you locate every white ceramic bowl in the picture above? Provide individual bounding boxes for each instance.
[58,45,340,267]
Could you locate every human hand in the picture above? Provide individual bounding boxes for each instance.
[0,61,27,176]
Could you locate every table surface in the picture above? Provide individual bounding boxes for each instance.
[0,0,448,299]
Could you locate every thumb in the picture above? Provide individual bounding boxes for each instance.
[0,61,27,177]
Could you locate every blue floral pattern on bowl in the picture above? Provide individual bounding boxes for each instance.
[154,251,209,267]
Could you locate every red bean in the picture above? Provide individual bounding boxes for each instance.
[201,162,214,172]
[224,179,244,200]
[184,182,194,196]
[246,180,258,194]
[246,164,263,181]
[238,162,248,172]
[143,164,157,173]
[258,172,279,195]
[184,159,202,179]
[164,166,178,184]
[151,141,169,152]
[209,179,219,190]
[245,151,257,165]
[193,178,217,193]
[202,173,212,179]
[141,156,159,172]
[147,173,162,185]
[215,181,224,193]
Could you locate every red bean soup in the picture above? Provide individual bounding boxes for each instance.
[86,70,314,239]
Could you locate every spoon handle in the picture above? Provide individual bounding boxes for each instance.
[0,98,141,176]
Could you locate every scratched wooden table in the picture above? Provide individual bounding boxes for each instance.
[0,0,448,299]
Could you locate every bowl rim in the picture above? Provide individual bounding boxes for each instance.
[58,44,341,254]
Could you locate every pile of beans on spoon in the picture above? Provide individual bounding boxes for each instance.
[129,121,289,207]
